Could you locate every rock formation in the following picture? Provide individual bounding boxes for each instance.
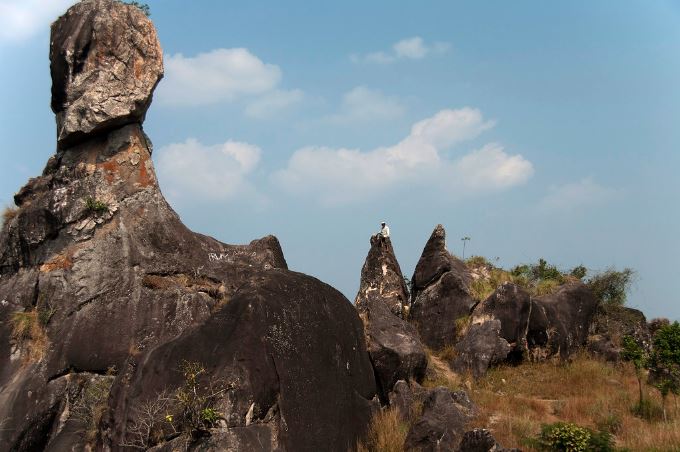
[355,235,427,399]
[404,387,476,451]
[0,2,377,450]
[527,282,599,360]
[409,225,475,350]
[587,304,651,361]
[50,0,163,148]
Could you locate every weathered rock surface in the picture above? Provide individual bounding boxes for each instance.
[0,2,377,450]
[355,236,427,398]
[50,0,163,147]
[527,282,599,360]
[450,283,531,377]
[404,386,476,452]
[452,320,512,378]
[587,304,651,361]
[410,225,475,350]
[388,380,427,421]
[459,428,518,452]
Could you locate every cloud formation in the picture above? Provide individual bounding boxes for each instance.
[539,178,617,212]
[156,48,303,112]
[155,138,262,202]
[324,86,405,123]
[273,108,533,205]
[0,0,77,43]
[351,36,450,64]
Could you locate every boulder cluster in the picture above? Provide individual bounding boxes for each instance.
[0,1,653,451]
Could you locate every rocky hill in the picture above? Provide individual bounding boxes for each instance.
[0,2,671,452]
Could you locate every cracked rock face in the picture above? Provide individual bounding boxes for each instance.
[0,2,377,450]
[409,225,475,350]
[50,0,163,148]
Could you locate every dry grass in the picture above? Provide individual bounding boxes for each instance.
[356,407,409,452]
[1,205,18,226]
[10,310,48,362]
[470,354,680,450]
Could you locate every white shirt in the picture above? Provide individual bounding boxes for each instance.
[380,225,390,238]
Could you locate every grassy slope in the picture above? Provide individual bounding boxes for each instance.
[471,355,680,451]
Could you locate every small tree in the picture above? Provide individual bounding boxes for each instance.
[587,268,634,307]
[648,321,680,421]
[621,335,647,408]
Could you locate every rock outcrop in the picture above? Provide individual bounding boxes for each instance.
[452,282,532,377]
[50,0,163,148]
[410,225,475,350]
[355,235,427,398]
[527,282,599,360]
[587,304,651,361]
[0,2,377,450]
[404,386,476,451]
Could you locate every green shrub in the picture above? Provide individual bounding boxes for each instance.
[587,268,634,307]
[570,265,588,280]
[466,255,490,267]
[72,377,114,442]
[85,197,109,215]
[529,422,615,452]
[120,1,150,16]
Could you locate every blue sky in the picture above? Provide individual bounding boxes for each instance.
[1,1,679,319]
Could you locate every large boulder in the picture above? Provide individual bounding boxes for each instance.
[355,236,427,398]
[50,0,163,147]
[404,387,476,452]
[410,225,475,350]
[0,2,377,450]
[451,320,511,378]
[587,304,651,361]
[527,282,599,360]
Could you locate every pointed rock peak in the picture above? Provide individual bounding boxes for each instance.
[50,0,163,148]
[355,235,409,317]
[412,224,465,291]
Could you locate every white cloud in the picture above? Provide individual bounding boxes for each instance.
[244,89,304,119]
[155,138,263,201]
[325,86,405,123]
[351,36,450,64]
[539,178,618,212]
[0,0,77,43]
[157,48,282,107]
[273,108,533,205]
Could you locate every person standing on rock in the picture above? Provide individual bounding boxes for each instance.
[380,222,390,239]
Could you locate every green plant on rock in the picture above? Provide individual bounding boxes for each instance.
[120,1,150,16]
[85,197,109,215]
[570,265,588,280]
[587,268,634,307]
[71,377,115,443]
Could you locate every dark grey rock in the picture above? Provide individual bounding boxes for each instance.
[587,304,651,361]
[527,282,599,360]
[410,225,475,350]
[404,386,475,452]
[452,320,512,378]
[50,0,163,147]
[355,236,428,398]
[459,428,520,452]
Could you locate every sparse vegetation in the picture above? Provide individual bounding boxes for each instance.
[85,197,109,215]
[121,361,231,449]
[356,407,409,452]
[1,205,18,226]
[71,375,115,443]
[471,354,680,450]
[10,309,48,362]
[570,265,588,280]
[120,1,150,16]
[586,268,635,307]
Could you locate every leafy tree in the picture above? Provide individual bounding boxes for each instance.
[570,265,588,280]
[648,321,680,421]
[621,335,648,408]
[586,268,634,307]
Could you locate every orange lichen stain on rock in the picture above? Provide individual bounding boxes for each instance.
[40,250,74,272]
[136,156,154,188]
[100,158,121,184]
